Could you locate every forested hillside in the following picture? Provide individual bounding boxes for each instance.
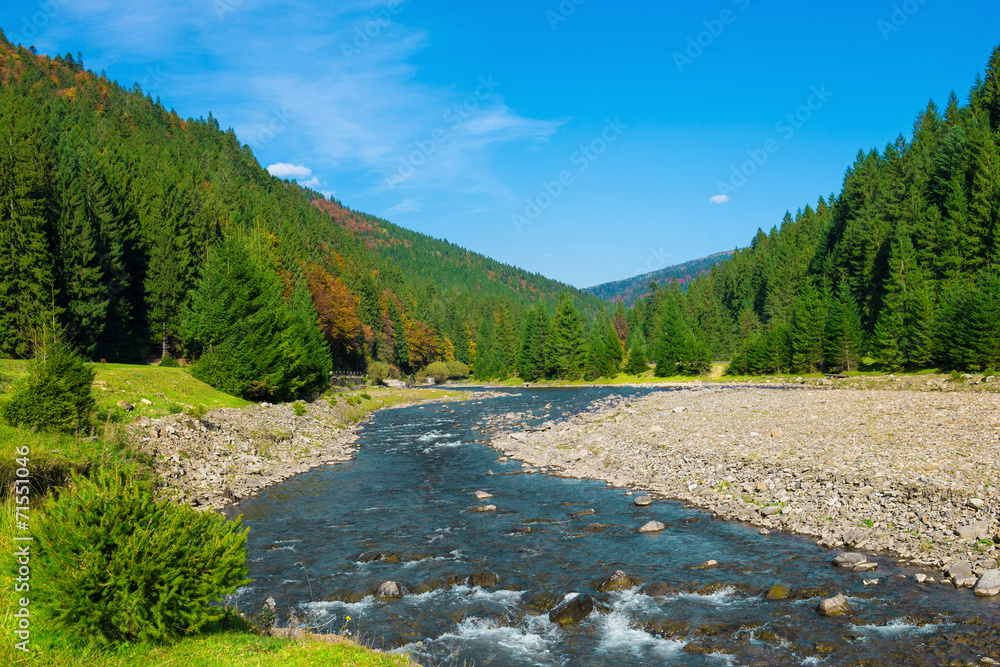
[627,45,1000,377]
[584,251,734,306]
[0,32,607,398]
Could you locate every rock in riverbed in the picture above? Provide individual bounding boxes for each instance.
[548,593,594,627]
[817,593,851,617]
[832,552,866,568]
[596,570,638,592]
[974,569,1000,597]
[633,495,652,506]
[375,581,403,599]
[639,520,665,533]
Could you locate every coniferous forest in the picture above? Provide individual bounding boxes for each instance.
[2,32,1000,398]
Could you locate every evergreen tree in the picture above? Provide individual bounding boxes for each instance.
[790,281,826,373]
[654,298,686,376]
[624,338,648,375]
[0,92,55,356]
[824,283,865,373]
[545,293,583,379]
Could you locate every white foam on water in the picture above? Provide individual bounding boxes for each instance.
[402,584,524,608]
[417,430,456,442]
[596,611,688,660]
[849,617,949,638]
[398,615,561,667]
[607,588,659,616]
[421,440,464,454]
[301,596,376,618]
[801,658,824,666]
[280,579,300,585]
[266,545,296,552]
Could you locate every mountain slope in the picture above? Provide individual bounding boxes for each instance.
[585,251,734,305]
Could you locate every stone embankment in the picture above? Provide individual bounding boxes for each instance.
[133,389,508,511]
[486,385,1000,591]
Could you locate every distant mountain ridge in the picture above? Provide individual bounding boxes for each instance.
[584,251,734,305]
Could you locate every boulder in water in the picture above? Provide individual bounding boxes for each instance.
[973,569,1000,597]
[374,581,403,599]
[595,570,638,593]
[467,572,500,588]
[639,520,665,533]
[633,495,652,506]
[817,593,851,617]
[765,584,792,600]
[548,593,594,627]
[832,552,866,568]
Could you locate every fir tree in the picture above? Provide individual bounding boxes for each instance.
[545,293,583,379]
[790,281,826,373]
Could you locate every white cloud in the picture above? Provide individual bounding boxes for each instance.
[267,163,314,179]
[298,176,322,188]
[710,194,730,204]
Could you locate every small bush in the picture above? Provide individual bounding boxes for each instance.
[359,393,371,400]
[425,361,450,384]
[159,355,180,367]
[445,360,470,379]
[184,403,209,418]
[1,335,95,433]
[166,402,184,415]
[367,361,402,384]
[292,401,307,416]
[24,466,249,647]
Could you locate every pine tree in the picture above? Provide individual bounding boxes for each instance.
[790,281,826,373]
[545,293,583,379]
[824,283,865,373]
[624,338,648,375]
[0,93,55,357]
[654,298,686,377]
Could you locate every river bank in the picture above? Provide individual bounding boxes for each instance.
[132,387,503,511]
[486,384,1000,585]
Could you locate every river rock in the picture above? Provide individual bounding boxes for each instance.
[570,508,596,517]
[973,569,1000,597]
[946,561,979,588]
[955,521,990,540]
[691,560,719,570]
[596,570,638,593]
[470,505,497,513]
[832,552,866,568]
[548,593,594,627]
[474,491,494,500]
[968,497,985,509]
[853,561,878,573]
[639,520,665,533]
[117,400,134,411]
[817,593,851,617]
[467,572,500,588]
[634,495,652,506]
[375,581,403,599]
[765,584,791,600]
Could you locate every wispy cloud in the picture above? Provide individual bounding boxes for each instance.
[383,198,422,216]
[710,194,730,204]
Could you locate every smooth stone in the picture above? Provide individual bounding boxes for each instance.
[639,520,665,533]
[759,529,771,535]
[863,579,879,586]
[475,491,494,500]
[467,572,500,588]
[765,584,791,600]
[634,495,652,507]
[570,509,596,517]
[853,562,878,572]
[116,400,134,411]
[140,398,153,405]
[672,407,687,413]
[548,593,594,627]
[595,570,639,593]
[833,552,867,568]
[817,593,852,617]
[375,581,403,599]
[974,569,1000,597]
[914,573,928,583]
[968,498,985,509]
[691,560,719,570]
[470,505,497,513]
[955,521,990,540]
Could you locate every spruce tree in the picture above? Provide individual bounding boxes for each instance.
[545,293,583,379]
[791,281,826,373]
[824,283,865,373]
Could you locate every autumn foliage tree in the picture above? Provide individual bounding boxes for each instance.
[306,265,363,369]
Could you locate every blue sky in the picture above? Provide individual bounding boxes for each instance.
[2,1,998,288]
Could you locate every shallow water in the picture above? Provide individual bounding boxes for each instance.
[227,387,1000,666]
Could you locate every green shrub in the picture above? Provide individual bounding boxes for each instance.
[359,393,371,400]
[445,360,470,379]
[184,403,209,418]
[292,400,307,416]
[1,335,95,433]
[25,466,249,647]
[425,361,450,384]
[166,401,184,414]
[159,355,180,367]
[367,361,402,384]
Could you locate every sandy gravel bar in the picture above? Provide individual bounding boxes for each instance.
[488,385,1000,576]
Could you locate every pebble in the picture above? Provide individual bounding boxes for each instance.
[639,521,665,533]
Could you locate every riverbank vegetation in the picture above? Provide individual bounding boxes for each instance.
[0,344,433,665]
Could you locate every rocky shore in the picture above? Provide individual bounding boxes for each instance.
[133,389,508,511]
[486,385,1000,590]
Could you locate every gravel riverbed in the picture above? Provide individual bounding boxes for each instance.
[486,384,1000,589]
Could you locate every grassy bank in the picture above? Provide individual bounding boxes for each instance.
[1,364,438,666]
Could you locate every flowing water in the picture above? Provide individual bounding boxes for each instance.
[227,387,1000,666]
